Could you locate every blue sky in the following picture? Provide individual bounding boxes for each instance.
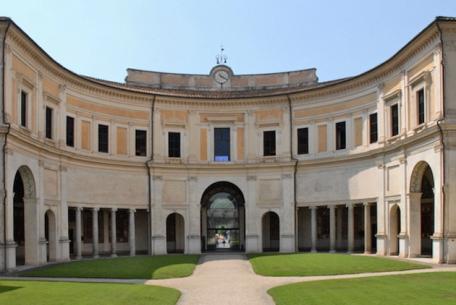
[3,1,456,82]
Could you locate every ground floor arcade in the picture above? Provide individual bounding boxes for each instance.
[1,157,451,271]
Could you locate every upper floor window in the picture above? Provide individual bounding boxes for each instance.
[369,113,378,144]
[135,130,147,157]
[20,90,27,127]
[417,88,425,125]
[263,130,276,156]
[297,127,309,155]
[214,128,230,161]
[335,121,346,150]
[66,116,74,147]
[98,124,109,153]
[45,106,53,139]
[168,132,180,158]
[391,104,399,137]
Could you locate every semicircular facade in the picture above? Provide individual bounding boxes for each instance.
[0,16,456,271]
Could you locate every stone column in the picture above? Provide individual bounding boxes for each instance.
[347,203,354,253]
[329,205,336,253]
[92,208,99,258]
[364,203,372,254]
[129,209,136,256]
[110,208,117,257]
[75,207,83,260]
[310,207,317,252]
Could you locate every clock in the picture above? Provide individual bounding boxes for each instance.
[214,70,230,84]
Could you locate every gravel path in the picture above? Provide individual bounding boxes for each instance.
[145,253,456,305]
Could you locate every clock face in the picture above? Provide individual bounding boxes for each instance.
[214,70,229,84]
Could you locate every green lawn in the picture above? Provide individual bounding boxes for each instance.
[20,255,200,279]
[248,253,428,276]
[269,272,456,305]
[0,280,180,305]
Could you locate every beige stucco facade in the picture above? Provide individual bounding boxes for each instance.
[0,17,456,272]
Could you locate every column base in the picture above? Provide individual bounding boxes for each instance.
[329,249,336,253]
[111,254,117,258]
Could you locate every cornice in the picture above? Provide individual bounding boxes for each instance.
[6,26,153,103]
[7,128,147,170]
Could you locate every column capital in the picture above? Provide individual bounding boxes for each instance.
[75,206,83,212]
[309,206,318,210]
[363,202,373,207]
[327,205,337,210]
[129,208,136,213]
[92,207,100,212]
[346,203,354,208]
[111,207,118,212]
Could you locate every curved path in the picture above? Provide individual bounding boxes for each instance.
[145,253,456,305]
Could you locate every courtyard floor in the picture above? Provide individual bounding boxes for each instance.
[1,253,455,305]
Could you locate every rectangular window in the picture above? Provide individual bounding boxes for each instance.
[98,124,109,153]
[417,88,425,125]
[391,104,399,136]
[135,130,147,156]
[20,90,27,127]
[45,106,53,139]
[297,127,309,154]
[369,113,378,144]
[335,121,346,150]
[263,130,276,156]
[66,116,74,147]
[214,128,230,161]
[168,132,180,158]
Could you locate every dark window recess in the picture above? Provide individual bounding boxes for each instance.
[116,210,129,243]
[66,116,75,147]
[135,130,147,156]
[369,113,378,144]
[297,127,309,154]
[98,124,109,153]
[391,104,399,136]
[417,89,425,125]
[168,132,180,158]
[214,128,230,161]
[45,106,53,139]
[263,130,276,156]
[335,121,346,150]
[20,90,27,127]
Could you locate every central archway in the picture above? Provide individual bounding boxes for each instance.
[200,182,245,252]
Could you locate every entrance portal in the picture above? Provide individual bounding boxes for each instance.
[201,182,245,252]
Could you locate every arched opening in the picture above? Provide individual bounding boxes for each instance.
[45,210,57,262]
[166,213,185,253]
[12,166,36,267]
[262,211,280,252]
[420,166,434,256]
[410,162,435,257]
[389,205,401,256]
[13,172,25,266]
[200,182,245,252]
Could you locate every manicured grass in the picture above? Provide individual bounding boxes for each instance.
[20,255,200,279]
[248,253,428,276]
[269,272,456,305]
[0,280,180,305]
